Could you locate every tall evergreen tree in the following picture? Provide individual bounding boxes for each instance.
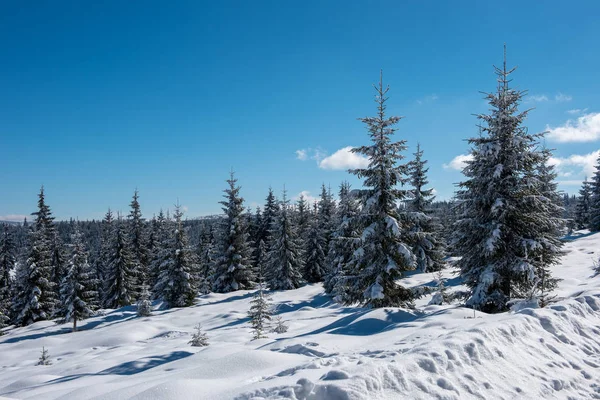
[324,182,359,299]
[154,205,199,307]
[261,187,279,245]
[127,190,148,297]
[588,155,600,231]
[98,208,114,282]
[405,144,445,272]
[149,210,171,294]
[0,226,15,327]
[104,217,136,308]
[318,184,336,250]
[343,72,415,308]
[265,189,304,290]
[453,49,563,313]
[196,226,214,294]
[60,226,98,332]
[575,180,593,230]
[212,173,255,292]
[303,203,327,283]
[12,187,58,325]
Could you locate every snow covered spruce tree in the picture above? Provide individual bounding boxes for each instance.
[196,226,214,294]
[318,184,336,250]
[154,204,199,307]
[575,180,592,230]
[303,203,327,283]
[342,72,416,308]
[127,190,149,298]
[588,155,600,232]
[60,225,98,332]
[104,217,137,308]
[212,172,255,292]
[12,187,58,326]
[324,181,359,300]
[0,226,15,326]
[265,189,304,290]
[405,144,445,272]
[248,276,272,340]
[454,50,563,313]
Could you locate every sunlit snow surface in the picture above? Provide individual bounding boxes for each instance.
[1,232,599,399]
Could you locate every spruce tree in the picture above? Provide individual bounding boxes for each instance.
[265,189,304,290]
[343,72,416,308]
[153,205,199,307]
[0,226,15,325]
[324,182,360,299]
[212,172,255,292]
[588,155,600,231]
[127,190,149,298]
[104,217,137,308]
[60,225,97,332]
[136,284,152,317]
[454,49,563,313]
[405,144,445,272]
[261,187,279,245]
[98,208,114,283]
[189,323,209,346]
[13,188,58,325]
[248,278,272,340]
[575,180,592,230]
[196,227,214,294]
[318,184,336,250]
[149,210,171,297]
[303,203,327,283]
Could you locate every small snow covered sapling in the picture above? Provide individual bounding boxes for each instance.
[189,324,209,347]
[37,347,51,365]
[428,271,448,305]
[272,315,288,334]
[248,282,272,340]
[137,284,152,317]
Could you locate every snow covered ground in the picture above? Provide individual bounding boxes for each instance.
[1,232,599,400]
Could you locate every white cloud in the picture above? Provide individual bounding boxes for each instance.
[555,93,573,102]
[295,149,307,160]
[546,112,600,142]
[416,94,439,105]
[526,94,549,103]
[556,180,588,186]
[567,108,588,115]
[293,190,319,205]
[318,146,370,170]
[443,154,474,171]
[549,150,600,178]
[0,214,29,222]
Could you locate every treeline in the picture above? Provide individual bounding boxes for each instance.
[2,53,600,331]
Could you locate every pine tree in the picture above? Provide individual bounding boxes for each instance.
[37,347,51,365]
[196,227,214,294]
[343,72,416,308]
[12,188,58,325]
[588,155,600,231]
[0,226,15,326]
[128,190,149,297]
[454,48,563,313]
[104,217,137,308]
[303,203,327,283]
[149,210,172,298]
[212,172,255,292]
[272,315,288,334]
[189,323,209,347]
[60,225,97,332]
[318,184,336,250]
[261,188,279,245]
[575,180,592,230]
[265,189,304,290]
[98,208,114,283]
[405,144,446,272]
[248,277,272,340]
[136,284,152,317]
[324,182,360,299]
[153,205,199,307]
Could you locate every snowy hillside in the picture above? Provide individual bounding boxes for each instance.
[1,232,599,400]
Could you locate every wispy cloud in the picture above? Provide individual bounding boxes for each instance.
[546,112,600,142]
[416,94,439,105]
[526,94,549,103]
[318,146,369,170]
[295,149,307,160]
[548,150,600,178]
[567,108,589,115]
[554,93,573,102]
[443,154,473,171]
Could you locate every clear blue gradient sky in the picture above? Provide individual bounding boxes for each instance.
[1,1,599,221]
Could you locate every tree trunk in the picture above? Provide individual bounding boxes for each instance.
[73,318,77,332]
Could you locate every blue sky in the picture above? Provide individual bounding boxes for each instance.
[1,1,599,221]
